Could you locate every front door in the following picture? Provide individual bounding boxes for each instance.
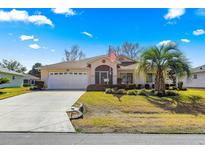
[100,71,108,84]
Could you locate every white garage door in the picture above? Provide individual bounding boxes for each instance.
[48,72,88,89]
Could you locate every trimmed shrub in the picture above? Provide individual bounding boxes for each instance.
[105,88,115,94]
[154,91,165,97]
[152,84,155,89]
[126,84,137,90]
[138,89,148,96]
[115,89,127,95]
[145,84,150,89]
[87,84,109,91]
[35,80,44,90]
[137,84,142,89]
[127,89,138,95]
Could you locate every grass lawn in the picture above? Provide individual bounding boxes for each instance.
[72,89,205,133]
[0,87,31,100]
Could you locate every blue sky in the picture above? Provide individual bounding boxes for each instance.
[0,8,205,70]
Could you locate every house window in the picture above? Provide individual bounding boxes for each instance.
[193,74,198,79]
[12,76,16,80]
[54,73,58,75]
[31,80,35,85]
[146,73,153,83]
[120,73,133,84]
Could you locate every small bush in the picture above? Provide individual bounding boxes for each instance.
[126,84,136,90]
[145,84,150,89]
[152,84,155,89]
[127,89,138,95]
[115,89,127,95]
[138,89,148,96]
[105,88,115,94]
[137,84,142,89]
[154,91,165,97]
[34,80,44,90]
[0,78,9,84]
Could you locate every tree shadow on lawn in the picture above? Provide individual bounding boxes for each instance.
[146,95,205,114]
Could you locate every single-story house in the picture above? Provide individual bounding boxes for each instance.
[0,67,25,88]
[40,55,157,90]
[183,64,205,88]
[23,74,40,86]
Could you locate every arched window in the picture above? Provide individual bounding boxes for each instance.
[95,65,113,84]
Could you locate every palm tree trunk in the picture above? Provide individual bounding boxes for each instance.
[155,69,165,92]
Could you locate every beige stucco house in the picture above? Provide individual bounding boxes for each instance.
[40,55,155,89]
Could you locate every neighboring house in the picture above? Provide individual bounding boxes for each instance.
[40,55,156,89]
[0,67,25,88]
[183,64,205,88]
[23,74,40,86]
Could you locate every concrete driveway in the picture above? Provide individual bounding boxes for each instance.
[0,91,85,132]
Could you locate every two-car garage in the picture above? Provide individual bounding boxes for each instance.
[47,71,88,90]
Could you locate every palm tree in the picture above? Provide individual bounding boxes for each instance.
[138,43,190,93]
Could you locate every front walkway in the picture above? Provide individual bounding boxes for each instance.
[0,91,85,132]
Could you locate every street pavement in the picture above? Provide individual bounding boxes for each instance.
[0,133,204,145]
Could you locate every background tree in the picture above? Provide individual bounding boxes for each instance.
[0,59,27,73]
[28,63,42,77]
[64,45,85,61]
[108,42,141,60]
[139,43,190,93]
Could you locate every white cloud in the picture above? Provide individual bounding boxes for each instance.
[0,9,54,27]
[158,40,176,46]
[28,44,41,49]
[81,31,93,38]
[20,35,34,41]
[33,38,39,42]
[180,39,190,43]
[193,29,205,36]
[164,8,185,20]
[52,8,76,16]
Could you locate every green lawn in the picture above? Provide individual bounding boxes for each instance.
[0,87,31,100]
[72,89,205,133]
